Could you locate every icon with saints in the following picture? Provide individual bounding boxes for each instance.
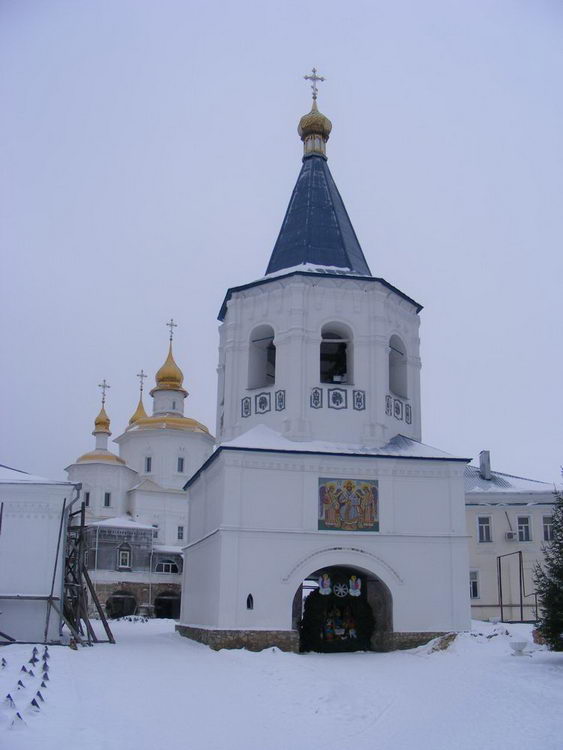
[318,478,379,531]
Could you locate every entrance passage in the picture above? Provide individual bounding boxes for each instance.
[106,590,137,619]
[154,591,181,619]
[298,567,376,652]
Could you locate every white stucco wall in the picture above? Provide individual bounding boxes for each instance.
[217,275,422,448]
[181,449,470,634]
[67,461,137,519]
[116,429,213,490]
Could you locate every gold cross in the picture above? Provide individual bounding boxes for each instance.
[98,378,111,405]
[304,67,325,100]
[137,369,147,393]
[166,318,178,342]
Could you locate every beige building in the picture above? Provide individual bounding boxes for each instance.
[465,451,555,622]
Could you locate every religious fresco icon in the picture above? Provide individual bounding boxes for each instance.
[318,478,379,532]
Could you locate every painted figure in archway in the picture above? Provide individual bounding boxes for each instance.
[319,573,332,595]
[349,575,361,597]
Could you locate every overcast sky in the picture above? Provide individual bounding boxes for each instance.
[1,0,561,484]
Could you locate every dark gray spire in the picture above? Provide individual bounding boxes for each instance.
[265,154,372,277]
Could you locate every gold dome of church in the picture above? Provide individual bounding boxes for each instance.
[129,396,148,425]
[152,343,187,395]
[75,450,126,465]
[94,405,111,434]
[298,99,332,141]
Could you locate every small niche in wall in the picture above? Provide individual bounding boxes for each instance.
[246,594,254,610]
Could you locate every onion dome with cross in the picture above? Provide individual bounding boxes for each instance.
[75,380,125,464]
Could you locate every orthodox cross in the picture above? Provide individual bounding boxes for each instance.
[137,369,147,393]
[304,67,325,101]
[166,318,178,342]
[98,378,111,405]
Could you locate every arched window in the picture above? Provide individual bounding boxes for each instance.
[389,335,407,398]
[155,558,179,574]
[320,323,352,384]
[248,325,276,389]
[246,594,254,610]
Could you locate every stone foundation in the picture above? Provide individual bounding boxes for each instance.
[177,625,445,653]
[372,631,446,651]
[176,625,300,652]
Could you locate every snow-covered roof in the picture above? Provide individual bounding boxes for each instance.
[88,516,154,530]
[152,545,183,556]
[0,463,73,486]
[464,464,552,496]
[186,427,469,489]
[264,262,356,279]
[220,425,466,461]
[127,478,183,494]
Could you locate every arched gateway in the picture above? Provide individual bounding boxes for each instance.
[293,565,392,652]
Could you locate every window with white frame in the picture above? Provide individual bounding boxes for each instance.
[118,545,131,569]
[518,516,531,542]
[155,558,178,574]
[177,525,184,541]
[145,456,152,473]
[177,457,185,473]
[478,516,492,543]
[104,492,111,507]
[543,516,554,542]
[469,570,479,599]
[152,525,159,539]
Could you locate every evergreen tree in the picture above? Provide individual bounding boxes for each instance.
[534,485,563,650]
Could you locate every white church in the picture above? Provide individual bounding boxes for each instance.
[5,76,550,650]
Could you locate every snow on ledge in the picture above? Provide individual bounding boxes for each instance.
[88,516,155,530]
[0,463,73,485]
[220,425,463,461]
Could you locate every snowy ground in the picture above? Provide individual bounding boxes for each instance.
[1,619,561,750]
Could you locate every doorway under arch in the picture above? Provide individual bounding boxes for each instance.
[293,565,392,652]
[154,591,181,619]
[106,590,137,619]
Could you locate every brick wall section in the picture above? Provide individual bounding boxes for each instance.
[176,625,300,652]
[92,582,181,614]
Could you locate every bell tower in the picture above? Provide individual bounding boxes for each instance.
[216,75,422,448]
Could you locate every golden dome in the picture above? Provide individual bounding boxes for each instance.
[298,99,332,141]
[126,414,211,435]
[129,396,148,425]
[75,450,125,465]
[152,343,187,394]
[94,406,111,434]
